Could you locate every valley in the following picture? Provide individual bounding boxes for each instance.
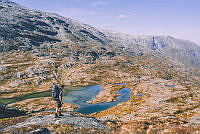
[0,0,200,133]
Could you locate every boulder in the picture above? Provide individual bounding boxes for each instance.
[16,72,26,79]
[0,102,7,109]
[28,128,50,134]
[0,102,26,119]
[0,66,7,71]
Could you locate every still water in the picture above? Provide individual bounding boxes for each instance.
[62,85,130,114]
[0,85,130,115]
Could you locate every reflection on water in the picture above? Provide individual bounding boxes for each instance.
[76,88,130,115]
[1,85,130,115]
[136,94,144,97]
[63,85,101,107]
[113,83,128,85]
[62,85,130,115]
[166,85,176,88]
[0,86,84,104]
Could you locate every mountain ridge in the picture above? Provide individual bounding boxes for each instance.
[1,0,200,68]
[0,0,111,52]
[101,30,200,68]
[0,1,200,133]
[0,0,18,5]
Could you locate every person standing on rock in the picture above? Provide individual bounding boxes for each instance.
[52,82,64,118]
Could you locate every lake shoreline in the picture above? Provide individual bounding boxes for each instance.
[3,84,131,115]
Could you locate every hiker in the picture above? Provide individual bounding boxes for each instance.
[52,83,64,118]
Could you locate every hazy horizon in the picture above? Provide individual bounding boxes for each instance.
[11,0,200,45]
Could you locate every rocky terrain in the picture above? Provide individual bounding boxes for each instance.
[3,112,106,131]
[0,0,200,68]
[0,102,26,119]
[0,0,200,133]
[102,30,200,68]
[0,0,112,52]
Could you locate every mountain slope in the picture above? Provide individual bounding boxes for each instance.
[0,1,200,133]
[1,0,200,68]
[0,0,110,52]
[102,30,200,68]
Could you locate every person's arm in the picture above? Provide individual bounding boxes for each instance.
[59,89,63,103]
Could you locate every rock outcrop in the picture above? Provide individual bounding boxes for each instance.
[0,102,26,119]
[0,0,110,52]
[4,112,106,130]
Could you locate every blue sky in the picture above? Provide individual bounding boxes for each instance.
[12,0,200,45]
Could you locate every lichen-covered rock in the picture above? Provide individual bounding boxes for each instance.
[4,113,106,130]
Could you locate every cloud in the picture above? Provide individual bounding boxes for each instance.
[118,14,126,19]
[117,13,136,19]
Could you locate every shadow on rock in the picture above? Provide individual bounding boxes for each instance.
[0,102,26,119]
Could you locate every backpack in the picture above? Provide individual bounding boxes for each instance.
[52,84,59,100]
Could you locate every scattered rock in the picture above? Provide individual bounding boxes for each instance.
[4,113,106,130]
[0,66,7,71]
[189,116,200,124]
[16,72,26,79]
[8,80,25,87]
[61,62,75,68]
[98,115,119,122]
[28,128,50,134]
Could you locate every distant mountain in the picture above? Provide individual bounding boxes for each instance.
[0,0,18,5]
[0,0,200,68]
[102,30,200,68]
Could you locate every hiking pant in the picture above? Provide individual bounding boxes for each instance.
[53,99,62,108]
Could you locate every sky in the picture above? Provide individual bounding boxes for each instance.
[12,0,200,45]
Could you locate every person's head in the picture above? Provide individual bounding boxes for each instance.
[60,85,65,88]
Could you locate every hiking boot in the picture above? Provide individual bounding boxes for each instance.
[55,113,61,118]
